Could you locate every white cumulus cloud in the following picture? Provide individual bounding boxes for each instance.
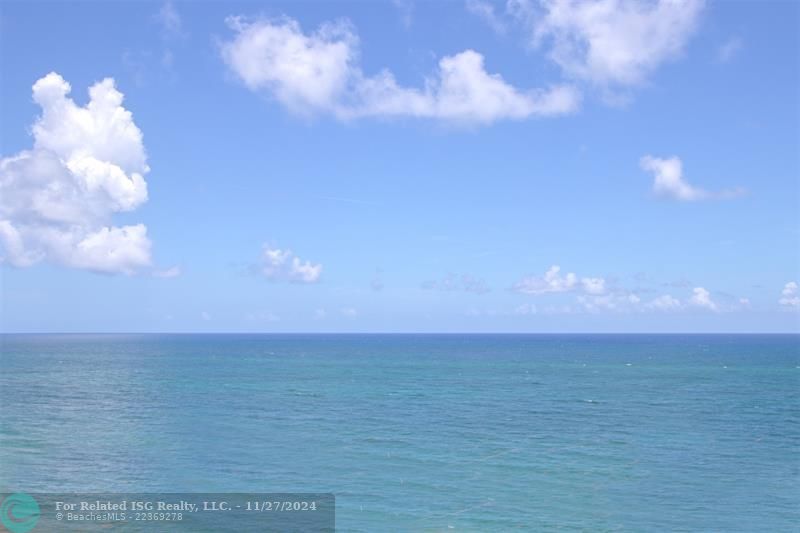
[514,265,608,296]
[689,286,718,311]
[780,281,799,308]
[640,155,744,201]
[261,245,322,283]
[0,73,152,274]
[513,265,578,294]
[581,276,606,294]
[517,0,704,86]
[220,15,580,124]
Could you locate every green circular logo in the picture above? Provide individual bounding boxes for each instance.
[0,493,40,533]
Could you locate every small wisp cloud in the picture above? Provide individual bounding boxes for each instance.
[261,245,322,283]
[640,155,745,201]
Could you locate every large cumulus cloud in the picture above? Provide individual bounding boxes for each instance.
[0,73,152,274]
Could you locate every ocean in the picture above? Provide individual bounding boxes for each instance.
[1,334,798,531]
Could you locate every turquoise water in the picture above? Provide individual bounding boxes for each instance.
[1,334,798,531]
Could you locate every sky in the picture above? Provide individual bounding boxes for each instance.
[0,0,798,333]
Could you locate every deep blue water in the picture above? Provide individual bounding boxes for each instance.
[1,334,798,531]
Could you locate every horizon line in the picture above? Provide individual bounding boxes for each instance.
[1,331,798,336]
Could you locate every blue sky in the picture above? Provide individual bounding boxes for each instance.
[1,0,798,333]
